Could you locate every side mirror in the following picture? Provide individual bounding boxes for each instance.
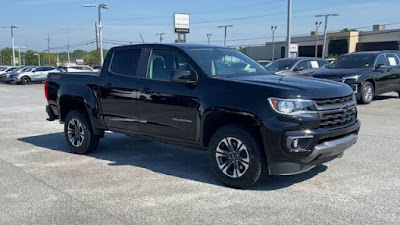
[32,70,36,73]
[294,67,304,72]
[375,64,386,70]
[171,69,195,84]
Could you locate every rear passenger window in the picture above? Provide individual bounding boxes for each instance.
[386,54,399,66]
[110,49,142,77]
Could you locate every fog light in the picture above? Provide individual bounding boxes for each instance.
[292,139,300,148]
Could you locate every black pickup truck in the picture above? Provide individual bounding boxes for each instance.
[45,44,360,188]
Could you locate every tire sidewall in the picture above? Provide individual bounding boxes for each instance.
[208,125,265,189]
[64,110,97,154]
[361,81,374,104]
[21,76,30,85]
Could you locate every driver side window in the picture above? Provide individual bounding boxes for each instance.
[375,55,388,67]
[296,61,311,71]
[147,50,196,81]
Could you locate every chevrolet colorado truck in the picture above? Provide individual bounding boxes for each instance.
[45,44,360,189]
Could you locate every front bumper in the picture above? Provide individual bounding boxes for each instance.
[265,119,360,175]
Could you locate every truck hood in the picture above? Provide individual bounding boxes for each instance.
[311,68,370,79]
[225,74,353,99]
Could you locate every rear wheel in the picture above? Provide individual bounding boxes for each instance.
[360,81,374,104]
[208,124,267,189]
[64,110,100,154]
[20,76,31,85]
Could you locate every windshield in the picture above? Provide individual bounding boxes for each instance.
[328,54,376,69]
[21,67,34,72]
[185,48,269,77]
[266,59,298,72]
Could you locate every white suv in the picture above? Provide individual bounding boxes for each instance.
[61,65,94,72]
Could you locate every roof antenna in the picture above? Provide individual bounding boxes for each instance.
[140,33,145,43]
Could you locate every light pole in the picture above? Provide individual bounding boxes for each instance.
[1,25,19,66]
[155,33,165,43]
[15,46,25,66]
[207,33,212,45]
[314,22,322,57]
[34,53,40,66]
[315,14,338,59]
[286,0,292,58]
[217,25,233,47]
[83,3,109,65]
[271,26,277,61]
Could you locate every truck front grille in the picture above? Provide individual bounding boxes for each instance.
[314,94,357,129]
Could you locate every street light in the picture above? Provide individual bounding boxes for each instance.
[314,22,322,57]
[15,46,26,66]
[271,26,277,61]
[155,33,165,43]
[207,33,212,45]
[34,53,40,66]
[286,0,292,58]
[315,14,339,59]
[217,25,233,47]
[1,25,19,66]
[83,3,109,65]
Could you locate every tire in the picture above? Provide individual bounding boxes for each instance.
[208,124,267,189]
[20,76,31,85]
[359,81,374,104]
[64,110,100,154]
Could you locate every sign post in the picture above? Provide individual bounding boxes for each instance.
[174,13,190,43]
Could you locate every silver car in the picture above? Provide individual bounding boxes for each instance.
[266,57,328,76]
[8,66,61,84]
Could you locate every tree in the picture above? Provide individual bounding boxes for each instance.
[341,28,358,32]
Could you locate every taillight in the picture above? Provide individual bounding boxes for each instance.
[44,80,49,100]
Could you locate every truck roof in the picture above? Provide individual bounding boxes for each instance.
[110,43,228,51]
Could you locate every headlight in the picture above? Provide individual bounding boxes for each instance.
[342,75,360,82]
[268,98,318,117]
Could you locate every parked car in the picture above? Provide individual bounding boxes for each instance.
[266,57,328,76]
[45,44,360,189]
[0,66,19,75]
[0,67,20,81]
[311,51,400,104]
[60,65,94,72]
[8,66,61,84]
[92,65,102,72]
[257,60,272,67]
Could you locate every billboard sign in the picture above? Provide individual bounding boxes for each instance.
[174,13,190,33]
[76,59,84,65]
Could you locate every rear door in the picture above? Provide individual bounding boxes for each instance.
[384,53,400,92]
[98,46,145,133]
[136,48,200,142]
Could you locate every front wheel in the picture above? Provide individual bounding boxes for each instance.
[208,124,267,189]
[64,110,100,154]
[20,76,31,85]
[359,81,374,104]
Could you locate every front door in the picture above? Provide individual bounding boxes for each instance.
[98,47,145,133]
[137,48,200,142]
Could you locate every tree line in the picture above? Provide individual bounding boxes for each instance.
[0,48,108,66]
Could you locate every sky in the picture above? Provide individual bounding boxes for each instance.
[0,0,400,52]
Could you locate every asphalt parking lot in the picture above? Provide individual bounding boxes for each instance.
[0,83,399,225]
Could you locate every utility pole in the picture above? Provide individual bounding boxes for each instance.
[45,33,51,65]
[218,25,233,47]
[15,46,25,66]
[34,53,40,66]
[286,0,292,58]
[155,33,165,43]
[207,33,212,45]
[315,14,339,59]
[315,21,322,57]
[83,3,109,65]
[95,22,99,63]
[271,26,277,61]
[67,25,71,64]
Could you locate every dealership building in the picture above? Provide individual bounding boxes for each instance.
[244,25,400,60]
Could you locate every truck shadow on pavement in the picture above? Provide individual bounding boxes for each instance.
[18,132,327,190]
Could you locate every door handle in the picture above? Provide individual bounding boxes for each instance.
[104,83,112,89]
